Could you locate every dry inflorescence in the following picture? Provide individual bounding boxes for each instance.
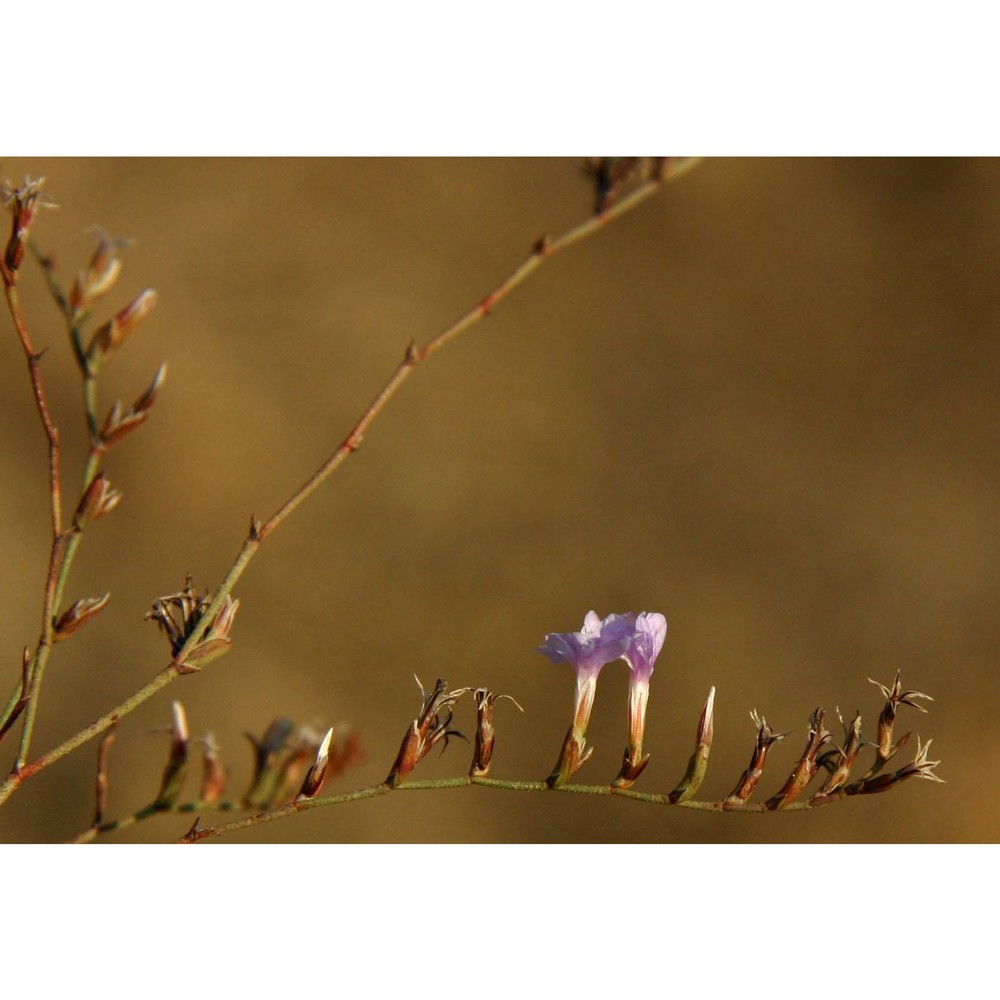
[0,163,941,843]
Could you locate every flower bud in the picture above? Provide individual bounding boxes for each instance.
[74,472,122,527]
[199,732,227,806]
[297,727,334,800]
[2,177,55,278]
[153,701,190,808]
[53,593,111,642]
[70,232,129,316]
[669,686,716,803]
[88,288,157,359]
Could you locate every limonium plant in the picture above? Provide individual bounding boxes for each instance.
[0,161,942,843]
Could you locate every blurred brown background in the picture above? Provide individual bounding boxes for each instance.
[0,158,995,843]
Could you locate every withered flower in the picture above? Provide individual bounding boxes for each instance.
[866,672,934,777]
[385,677,469,788]
[2,176,56,277]
[725,710,787,807]
[766,708,833,810]
[470,687,523,778]
[145,577,239,673]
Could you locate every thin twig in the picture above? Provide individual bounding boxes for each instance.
[0,158,700,809]
[1,276,66,772]
[178,772,873,843]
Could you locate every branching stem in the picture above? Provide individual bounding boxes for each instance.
[0,158,699,809]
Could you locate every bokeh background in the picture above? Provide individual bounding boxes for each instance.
[0,158,995,843]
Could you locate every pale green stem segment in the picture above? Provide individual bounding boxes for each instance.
[175,774,826,843]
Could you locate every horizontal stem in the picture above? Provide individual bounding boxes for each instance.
[180,770,849,842]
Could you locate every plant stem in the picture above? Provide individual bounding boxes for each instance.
[0,159,700,809]
[1,278,66,772]
[179,772,845,842]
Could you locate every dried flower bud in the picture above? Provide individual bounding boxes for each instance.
[470,688,523,778]
[98,364,167,448]
[244,718,294,808]
[385,677,468,788]
[154,701,190,808]
[816,710,864,796]
[298,727,334,800]
[87,288,157,359]
[70,231,129,316]
[146,579,238,674]
[53,593,111,642]
[133,363,167,413]
[864,673,934,778]
[725,710,786,808]
[766,708,833,810]
[669,686,716,804]
[199,732,227,806]
[852,736,945,795]
[74,472,122,528]
[2,176,55,278]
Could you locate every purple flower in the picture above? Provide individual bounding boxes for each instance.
[614,611,667,787]
[539,611,633,732]
[539,610,635,787]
